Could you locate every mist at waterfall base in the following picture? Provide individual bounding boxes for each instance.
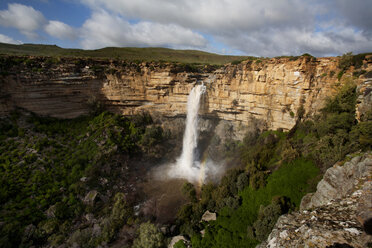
[153,84,224,184]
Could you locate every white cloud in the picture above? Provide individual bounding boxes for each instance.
[79,0,372,56]
[80,11,207,49]
[0,3,46,39]
[0,34,22,45]
[45,20,77,40]
[80,0,312,34]
[0,1,371,56]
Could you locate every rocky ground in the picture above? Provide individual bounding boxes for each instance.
[258,152,372,248]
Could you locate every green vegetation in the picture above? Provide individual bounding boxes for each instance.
[0,111,167,247]
[0,61,371,247]
[175,80,372,247]
[132,222,165,248]
[338,52,371,71]
[275,53,316,62]
[0,43,253,65]
[337,52,372,80]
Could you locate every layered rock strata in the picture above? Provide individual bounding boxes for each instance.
[1,56,371,130]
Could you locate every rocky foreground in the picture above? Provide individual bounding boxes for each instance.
[258,153,372,248]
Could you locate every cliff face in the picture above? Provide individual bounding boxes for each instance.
[1,56,371,130]
[99,56,343,130]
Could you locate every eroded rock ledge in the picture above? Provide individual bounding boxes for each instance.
[259,153,372,248]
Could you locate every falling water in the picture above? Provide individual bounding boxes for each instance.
[179,84,206,169]
[167,84,206,182]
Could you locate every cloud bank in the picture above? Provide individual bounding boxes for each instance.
[79,0,372,56]
[0,1,371,56]
[80,11,207,49]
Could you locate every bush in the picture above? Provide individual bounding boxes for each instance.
[174,239,187,248]
[252,203,282,241]
[249,171,266,190]
[182,182,197,203]
[350,121,372,149]
[132,222,164,248]
[236,172,249,191]
[338,52,353,71]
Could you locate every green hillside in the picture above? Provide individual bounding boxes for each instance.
[0,43,252,65]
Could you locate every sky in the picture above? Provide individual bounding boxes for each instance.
[0,0,371,57]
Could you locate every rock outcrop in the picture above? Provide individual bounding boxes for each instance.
[1,55,371,130]
[201,210,217,222]
[356,79,372,122]
[259,153,372,248]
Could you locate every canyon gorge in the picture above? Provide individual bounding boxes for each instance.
[0,53,371,248]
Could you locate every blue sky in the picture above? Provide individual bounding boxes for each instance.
[0,0,371,57]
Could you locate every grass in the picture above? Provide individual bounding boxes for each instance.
[192,159,319,248]
[0,43,254,65]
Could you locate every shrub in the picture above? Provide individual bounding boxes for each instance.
[338,52,353,71]
[132,222,164,248]
[236,172,249,191]
[221,196,241,210]
[174,239,187,248]
[337,71,344,81]
[297,104,305,120]
[350,121,372,149]
[252,203,282,241]
[111,192,131,225]
[353,70,366,77]
[231,60,244,65]
[322,82,356,114]
[182,182,197,203]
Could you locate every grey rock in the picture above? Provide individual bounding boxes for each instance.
[85,213,95,222]
[92,223,101,237]
[301,153,372,210]
[201,210,217,222]
[83,190,98,206]
[168,235,188,248]
[261,152,372,248]
[45,204,56,218]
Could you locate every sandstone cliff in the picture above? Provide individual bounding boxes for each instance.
[1,55,371,130]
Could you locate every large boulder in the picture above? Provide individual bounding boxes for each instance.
[201,210,217,222]
[258,153,372,248]
[300,153,372,210]
[168,236,188,248]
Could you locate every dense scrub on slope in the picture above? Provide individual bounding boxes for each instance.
[175,81,372,248]
[0,111,167,247]
[0,76,371,247]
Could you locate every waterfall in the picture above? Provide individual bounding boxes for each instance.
[178,84,206,170]
[168,84,206,182]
